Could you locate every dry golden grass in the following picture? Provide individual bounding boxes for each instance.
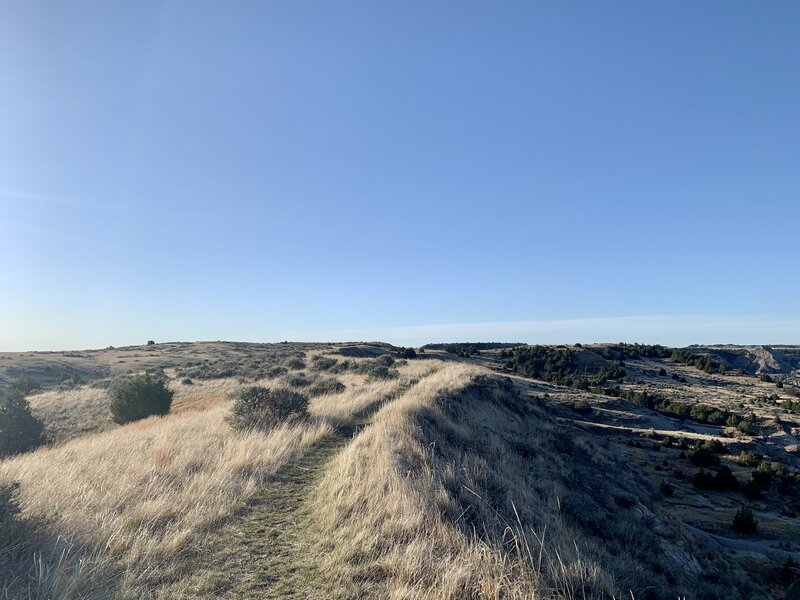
[0,357,438,598]
[0,400,330,596]
[3,355,696,599]
[169,376,243,412]
[310,364,555,599]
[309,364,667,599]
[27,385,115,445]
[308,359,444,423]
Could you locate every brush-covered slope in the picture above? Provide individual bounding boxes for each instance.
[1,344,781,598]
[311,365,745,599]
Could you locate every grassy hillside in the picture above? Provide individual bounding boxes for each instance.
[1,342,798,598]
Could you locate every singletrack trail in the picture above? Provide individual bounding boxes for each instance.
[176,378,421,599]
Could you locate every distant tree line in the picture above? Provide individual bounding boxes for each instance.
[592,343,672,360]
[670,349,726,374]
[427,342,520,353]
[443,344,480,357]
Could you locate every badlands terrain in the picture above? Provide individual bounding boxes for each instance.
[1,341,799,599]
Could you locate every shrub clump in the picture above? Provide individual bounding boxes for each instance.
[310,356,339,372]
[227,386,309,431]
[0,386,45,458]
[284,357,306,371]
[732,506,758,534]
[690,447,721,468]
[265,366,288,379]
[692,466,740,491]
[736,451,762,467]
[396,347,417,359]
[109,374,174,424]
[285,373,311,388]
[363,364,396,380]
[307,378,346,398]
[571,399,592,414]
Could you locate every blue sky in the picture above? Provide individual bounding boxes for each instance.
[1,1,798,351]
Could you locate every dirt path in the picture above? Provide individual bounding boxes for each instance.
[175,381,416,599]
[189,432,351,599]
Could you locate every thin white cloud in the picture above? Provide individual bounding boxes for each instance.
[283,315,800,347]
[0,188,102,209]
[0,187,172,219]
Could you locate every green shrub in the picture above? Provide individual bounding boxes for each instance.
[688,404,729,425]
[692,467,739,491]
[181,377,193,385]
[310,356,338,372]
[760,374,773,383]
[692,470,716,490]
[285,373,311,388]
[266,366,288,379]
[109,375,173,424]
[690,448,721,468]
[735,415,757,435]
[714,466,740,491]
[782,397,800,415]
[227,387,308,431]
[375,355,395,367]
[0,387,45,457]
[307,378,346,397]
[146,340,155,346]
[284,357,306,370]
[697,439,725,454]
[571,399,591,414]
[732,506,758,534]
[737,451,762,467]
[396,347,417,359]
[363,364,396,381]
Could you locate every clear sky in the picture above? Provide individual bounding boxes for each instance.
[1,1,798,351]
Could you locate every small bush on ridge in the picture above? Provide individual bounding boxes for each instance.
[227,386,309,431]
[109,374,174,424]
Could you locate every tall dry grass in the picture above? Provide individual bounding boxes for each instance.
[1,357,439,598]
[0,401,330,596]
[28,386,114,445]
[308,359,444,423]
[169,376,243,412]
[309,364,683,598]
